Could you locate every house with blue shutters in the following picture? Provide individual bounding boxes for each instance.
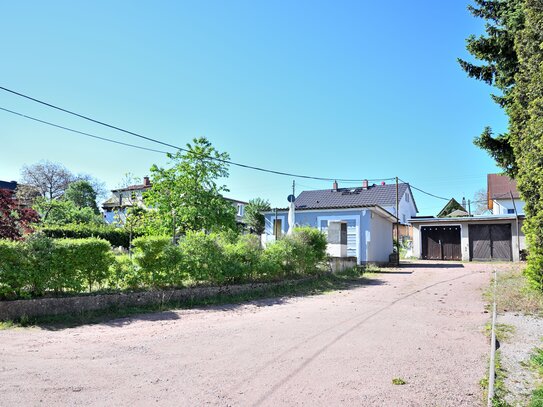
[263,180,418,264]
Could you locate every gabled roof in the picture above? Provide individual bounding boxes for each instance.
[111,184,151,193]
[488,173,520,200]
[437,198,466,218]
[293,183,417,212]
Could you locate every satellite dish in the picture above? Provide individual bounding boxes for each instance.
[287,194,296,203]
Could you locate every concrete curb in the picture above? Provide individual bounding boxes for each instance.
[487,268,498,406]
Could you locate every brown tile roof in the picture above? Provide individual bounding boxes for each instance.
[487,174,520,199]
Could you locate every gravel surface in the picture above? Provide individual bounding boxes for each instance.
[498,313,543,406]
[0,262,497,406]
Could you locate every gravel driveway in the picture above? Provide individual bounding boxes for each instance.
[0,262,496,406]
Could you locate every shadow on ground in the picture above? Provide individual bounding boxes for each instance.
[400,261,465,269]
[28,274,386,331]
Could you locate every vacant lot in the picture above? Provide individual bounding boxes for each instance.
[0,262,501,406]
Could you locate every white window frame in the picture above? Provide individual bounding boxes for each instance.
[317,214,360,262]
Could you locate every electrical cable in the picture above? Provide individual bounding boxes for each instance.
[0,86,395,183]
[0,107,170,155]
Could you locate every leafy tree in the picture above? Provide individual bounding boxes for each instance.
[64,180,99,213]
[458,0,525,176]
[33,197,103,226]
[21,160,74,200]
[0,189,40,240]
[244,198,271,234]
[508,0,543,288]
[144,137,237,236]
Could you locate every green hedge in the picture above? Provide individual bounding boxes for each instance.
[0,228,329,300]
[39,224,138,248]
[0,235,114,299]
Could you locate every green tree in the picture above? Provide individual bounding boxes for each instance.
[64,180,99,213]
[33,197,103,226]
[244,198,271,234]
[144,137,237,236]
[508,0,543,288]
[458,0,525,176]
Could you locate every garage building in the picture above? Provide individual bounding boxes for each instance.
[410,215,525,262]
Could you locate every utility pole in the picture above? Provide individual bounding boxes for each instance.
[510,190,521,260]
[292,180,295,198]
[395,176,400,266]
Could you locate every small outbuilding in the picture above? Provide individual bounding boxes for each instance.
[410,215,525,262]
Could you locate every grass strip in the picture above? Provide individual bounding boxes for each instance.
[0,267,373,330]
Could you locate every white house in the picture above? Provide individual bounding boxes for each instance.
[101,176,247,225]
[262,180,417,264]
[488,173,525,215]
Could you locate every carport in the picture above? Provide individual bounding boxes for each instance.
[411,215,525,262]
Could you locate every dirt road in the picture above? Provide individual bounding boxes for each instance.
[0,262,496,406]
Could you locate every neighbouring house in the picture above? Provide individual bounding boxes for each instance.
[102,176,248,225]
[262,180,413,264]
[437,198,468,218]
[102,176,152,224]
[487,173,525,215]
[223,197,248,224]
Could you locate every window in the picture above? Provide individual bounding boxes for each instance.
[507,208,515,214]
[237,204,244,216]
[402,214,406,224]
[406,193,410,203]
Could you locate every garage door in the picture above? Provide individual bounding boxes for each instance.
[469,224,512,261]
[421,226,461,260]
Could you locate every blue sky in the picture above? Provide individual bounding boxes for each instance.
[0,0,507,214]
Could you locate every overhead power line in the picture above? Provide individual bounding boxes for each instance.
[0,107,170,155]
[0,86,395,183]
[400,178,450,201]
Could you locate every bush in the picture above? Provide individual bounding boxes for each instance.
[109,254,135,290]
[262,228,328,277]
[0,240,26,299]
[40,224,138,248]
[132,236,184,288]
[0,236,114,298]
[178,231,225,285]
[25,233,56,296]
[220,234,263,283]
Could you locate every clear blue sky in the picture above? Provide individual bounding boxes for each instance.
[0,0,507,214]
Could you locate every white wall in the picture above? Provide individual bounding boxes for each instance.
[493,198,525,215]
[368,212,394,263]
[383,189,418,224]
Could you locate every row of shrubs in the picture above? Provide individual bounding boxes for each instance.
[39,224,140,248]
[0,227,328,300]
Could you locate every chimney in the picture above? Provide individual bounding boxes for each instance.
[362,179,368,190]
[143,176,150,186]
[332,180,338,191]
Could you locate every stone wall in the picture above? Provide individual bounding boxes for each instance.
[0,278,315,321]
